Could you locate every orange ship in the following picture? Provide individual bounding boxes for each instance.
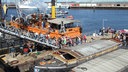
[10,14,82,39]
[9,0,82,39]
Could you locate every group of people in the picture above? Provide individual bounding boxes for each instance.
[0,23,88,56]
[114,32,127,46]
[20,34,87,55]
[99,27,127,46]
[99,27,116,36]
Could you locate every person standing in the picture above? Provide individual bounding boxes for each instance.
[34,32,38,40]
[4,19,6,28]
[64,37,67,47]
[23,43,29,56]
[78,36,81,44]
[23,47,29,56]
[123,34,127,46]
[83,34,87,43]
[42,21,44,29]
[20,46,23,54]
[69,37,73,46]
[10,46,15,58]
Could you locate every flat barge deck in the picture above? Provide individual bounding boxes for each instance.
[72,48,128,72]
[34,39,121,72]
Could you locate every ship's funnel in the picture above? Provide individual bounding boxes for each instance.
[3,4,8,15]
[51,0,56,19]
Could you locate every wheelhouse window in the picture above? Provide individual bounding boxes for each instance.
[50,22,80,30]
[50,23,61,30]
[65,23,73,28]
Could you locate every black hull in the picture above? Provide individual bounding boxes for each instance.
[34,67,74,72]
[34,63,80,72]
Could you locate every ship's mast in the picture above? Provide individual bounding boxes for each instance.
[0,0,2,20]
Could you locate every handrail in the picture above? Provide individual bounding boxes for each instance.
[0,24,58,48]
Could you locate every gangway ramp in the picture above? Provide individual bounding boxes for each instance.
[0,24,58,48]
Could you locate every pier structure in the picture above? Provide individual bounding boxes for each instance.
[2,0,128,9]
[69,2,128,9]
[46,0,128,9]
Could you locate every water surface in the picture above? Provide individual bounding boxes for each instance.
[6,9,128,35]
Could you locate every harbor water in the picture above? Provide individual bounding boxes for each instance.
[6,8,128,35]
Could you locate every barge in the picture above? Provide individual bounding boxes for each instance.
[33,39,121,72]
[0,39,121,72]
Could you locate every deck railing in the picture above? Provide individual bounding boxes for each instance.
[0,23,58,48]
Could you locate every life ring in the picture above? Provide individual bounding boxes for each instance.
[39,62,46,65]
[10,60,19,64]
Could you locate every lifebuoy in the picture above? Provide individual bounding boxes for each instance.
[10,60,19,64]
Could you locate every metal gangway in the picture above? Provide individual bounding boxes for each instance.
[0,23,58,48]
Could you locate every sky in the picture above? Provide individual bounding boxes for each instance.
[3,0,85,3]
[43,0,85,2]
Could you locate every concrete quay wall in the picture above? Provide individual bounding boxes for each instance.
[69,3,128,9]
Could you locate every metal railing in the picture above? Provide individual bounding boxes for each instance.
[0,23,58,48]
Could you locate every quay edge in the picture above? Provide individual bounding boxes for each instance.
[69,6,128,9]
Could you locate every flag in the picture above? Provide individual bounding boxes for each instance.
[3,4,8,15]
